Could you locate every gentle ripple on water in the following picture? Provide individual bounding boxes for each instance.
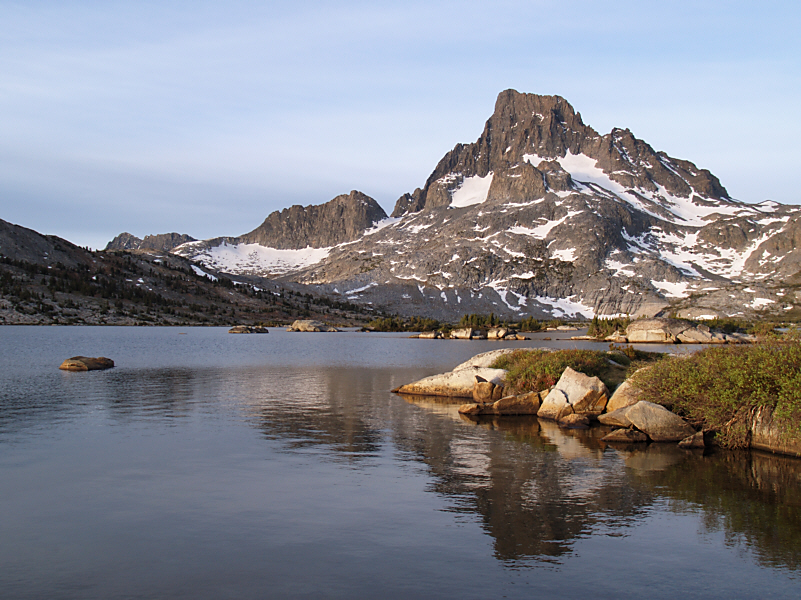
[0,326,799,598]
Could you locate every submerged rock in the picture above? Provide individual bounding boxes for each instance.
[678,431,706,449]
[601,428,648,443]
[458,390,544,416]
[59,356,114,371]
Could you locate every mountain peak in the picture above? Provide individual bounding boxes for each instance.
[240,190,387,250]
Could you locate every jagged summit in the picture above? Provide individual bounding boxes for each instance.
[240,190,387,250]
[392,89,729,218]
[113,90,800,320]
[105,232,196,252]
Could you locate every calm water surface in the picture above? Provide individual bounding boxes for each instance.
[0,326,799,599]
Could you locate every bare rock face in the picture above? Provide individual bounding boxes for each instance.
[538,388,573,421]
[240,191,387,250]
[105,232,196,252]
[59,356,114,371]
[626,318,695,343]
[538,366,609,420]
[453,348,519,369]
[750,406,801,457]
[625,401,696,442]
[286,320,339,332]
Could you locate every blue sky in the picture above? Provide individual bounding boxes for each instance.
[1,0,799,249]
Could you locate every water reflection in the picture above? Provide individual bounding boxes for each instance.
[1,350,800,578]
[404,395,801,570]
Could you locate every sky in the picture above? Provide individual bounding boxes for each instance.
[1,0,799,249]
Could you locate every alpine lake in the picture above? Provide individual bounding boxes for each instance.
[1,326,799,599]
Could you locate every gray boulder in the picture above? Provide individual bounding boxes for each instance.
[626,318,694,343]
[287,319,339,332]
[626,401,696,442]
[394,367,507,398]
[450,327,475,340]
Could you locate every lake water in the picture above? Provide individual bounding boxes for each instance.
[0,326,799,599]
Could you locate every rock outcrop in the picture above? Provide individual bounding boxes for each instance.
[537,367,609,420]
[105,232,196,252]
[59,356,115,371]
[750,406,801,457]
[625,318,694,343]
[228,325,268,333]
[286,320,339,332]
[240,190,388,250]
[394,367,507,398]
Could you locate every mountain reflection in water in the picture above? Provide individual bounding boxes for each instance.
[1,327,800,598]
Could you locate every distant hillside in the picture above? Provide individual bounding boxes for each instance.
[0,218,370,326]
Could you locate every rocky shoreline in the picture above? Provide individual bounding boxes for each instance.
[394,348,801,458]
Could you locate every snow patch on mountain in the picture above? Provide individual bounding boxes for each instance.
[450,173,494,208]
[177,241,331,276]
[533,295,594,319]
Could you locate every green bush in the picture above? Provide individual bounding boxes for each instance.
[492,349,612,393]
[630,342,801,448]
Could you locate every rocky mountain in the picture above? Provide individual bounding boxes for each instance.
[105,232,196,252]
[138,90,801,320]
[169,190,388,276]
[0,218,369,326]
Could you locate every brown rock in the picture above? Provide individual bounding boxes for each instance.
[558,413,590,428]
[606,380,642,413]
[538,388,574,420]
[473,377,496,402]
[678,431,705,449]
[59,356,115,371]
[601,429,648,443]
[492,392,541,415]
